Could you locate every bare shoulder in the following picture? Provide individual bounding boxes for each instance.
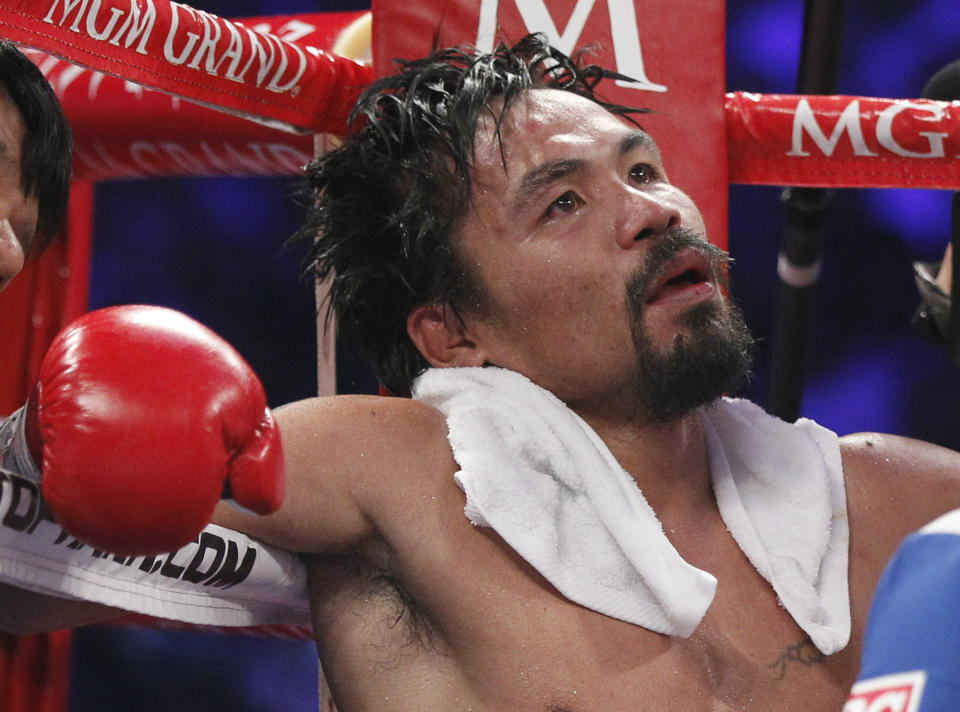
[841,431,960,540]
[840,431,960,486]
[276,394,458,505]
[216,395,457,554]
[276,393,451,464]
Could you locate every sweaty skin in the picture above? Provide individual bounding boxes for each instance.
[213,91,960,711]
[213,396,960,712]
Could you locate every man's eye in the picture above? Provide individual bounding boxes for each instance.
[630,163,658,184]
[544,191,582,220]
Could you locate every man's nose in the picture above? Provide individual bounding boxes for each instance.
[0,219,25,292]
[615,190,681,250]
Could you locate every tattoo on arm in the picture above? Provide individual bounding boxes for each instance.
[767,639,825,679]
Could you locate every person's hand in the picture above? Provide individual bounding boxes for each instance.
[26,305,284,555]
[936,243,954,295]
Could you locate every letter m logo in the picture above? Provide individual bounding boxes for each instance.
[476,0,665,92]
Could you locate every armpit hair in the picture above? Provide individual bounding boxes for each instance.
[365,565,444,655]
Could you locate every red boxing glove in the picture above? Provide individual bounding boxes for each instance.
[27,305,284,556]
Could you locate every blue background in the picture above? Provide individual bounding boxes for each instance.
[67,0,960,709]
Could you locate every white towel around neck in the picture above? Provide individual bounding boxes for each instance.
[412,366,850,655]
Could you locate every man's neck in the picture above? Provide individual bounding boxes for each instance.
[578,407,715,523]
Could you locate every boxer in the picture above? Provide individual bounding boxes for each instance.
[9,34,960,712]
[0,37,75,712]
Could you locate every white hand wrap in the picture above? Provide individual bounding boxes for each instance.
[0,410,311,630]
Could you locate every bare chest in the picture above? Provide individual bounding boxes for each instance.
[306,523,858,712]
[459,566,853,710]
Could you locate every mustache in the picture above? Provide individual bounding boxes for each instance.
[626,227,729,308]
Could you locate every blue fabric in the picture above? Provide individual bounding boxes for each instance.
[854,530,960,710]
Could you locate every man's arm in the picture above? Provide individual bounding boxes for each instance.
[841,431,960,535]
[212,393,456,556]
[842,432,960,565]
[0,393,453,635]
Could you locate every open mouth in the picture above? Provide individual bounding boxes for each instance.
[645,251,714,305]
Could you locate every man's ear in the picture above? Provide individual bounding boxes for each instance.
[407,303,486,368]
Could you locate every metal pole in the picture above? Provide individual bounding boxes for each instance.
[766,0,845,421]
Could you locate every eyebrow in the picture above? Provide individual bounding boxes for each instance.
[619,130,659,158]
[512,130,660,212]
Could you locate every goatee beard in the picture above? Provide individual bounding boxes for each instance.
[626,228,755,423]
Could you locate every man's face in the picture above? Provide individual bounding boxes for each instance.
[0,83,38,293]
[452,88,751,421]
